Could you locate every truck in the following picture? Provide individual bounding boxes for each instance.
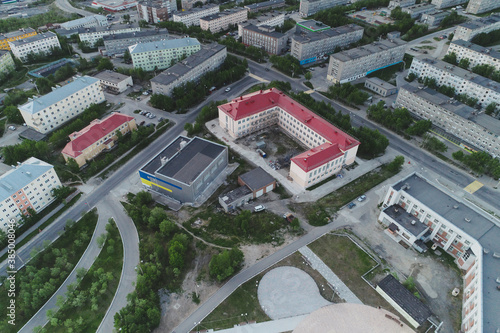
[256,149,267,158]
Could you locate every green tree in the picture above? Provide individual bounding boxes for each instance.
[422,135,447,153]
[138,20,148,28]
[4,105,24,124]
[66,158,80,173]
[123,49,131,63]
[485,103,498,116]
[442,52,457,65]
[386,155,405,172]
[123,14,131,23]
[97,57,114,71]
[209,248,244,282]
[305,71,312,81]
[458,58,470,70]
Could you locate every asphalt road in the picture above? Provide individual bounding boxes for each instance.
[55,0,94,17]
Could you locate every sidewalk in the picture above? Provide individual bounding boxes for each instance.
[203,314,308,333]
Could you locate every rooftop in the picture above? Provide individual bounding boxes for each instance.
[62,113,134,158]
[102,28,169,41]
[239,167,275,191]
[403,3,435,11]
[200,8,246,22]
[293,23,363,44]
[451,39,500,60]
[383,204,429,236]
[297,19,331,32]
[19,76,100,115]
[78,22,139,34]
[377,274,432,325]
[458,13,500,30]
[151,43,226,86]
[331,38,406,62]
[141,136,189,174]
[0,28,36,40]
[239,11,284,27]
[9,32,57,46]
[422,10,449,19]
[366,77,397,90]
[94,70,132,83]
[0,157,53,203]
[244,0,285,10]
[173,4,219,17]
[60,15,107,29]
[242,24,286,39]
[129,37,200,54]
[219,185,252,205]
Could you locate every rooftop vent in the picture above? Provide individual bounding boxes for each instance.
[411,220,416,225]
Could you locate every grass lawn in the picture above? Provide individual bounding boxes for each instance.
[0,118,6,138]
[0,68,29,91]
[367,62,404,83]
[41,219,123,332]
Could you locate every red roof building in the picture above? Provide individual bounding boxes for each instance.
[62,112,137,167]
[218,88,360,187]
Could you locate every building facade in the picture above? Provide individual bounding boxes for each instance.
[388,0,416,9]
[420,11,450,28]
[452,14,500,41]
[59,15,108,30]
[244,0,285,13]
[431,0,466,9]
[409,56,500,108]
[151,43,226,96]
[0,50,15,75]
[292,21,364,64]
[139,136,228,203]
[172,4,219,27]
[237,11,285,38]
[327,38,407,84]
[447,39,500,71]
[200,8,248,33]
[62,113,137,167]
[19,76,105,134]
[0,28,37,50]
[94,70,133,93]
[218,88,360,188]
[402,3,437,19]
[129,37,201,71]
[79,23,141,47]
[466,0,500,14]
[396,82,500,155]
[364,77,398,97]
[241,24,287,55]
[137,0,177,23]
[91,0,138,12]
[181,0,207,10]
[299,0,349,17]
[103,29,169,56]
[9,32,61,62]
[0,157,62,231]
[380,172,500,333]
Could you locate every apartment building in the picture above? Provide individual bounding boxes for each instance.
[380,172,500,333]
[94,70,133,94]
[9,32,61,62]
[431,0,466,9]
[327,38,407,84]
[200,8,248,33]
[181,0,206,10]
[172,4,219,27]
[467,0,500,14]
[299,0,349,17]
[452,14,500,41]
[0,28,37,50]
[0,157,62,231]
[129,37,201,71]
[409,56,500,107]
[19,76,105,134]
[137,0,177,23]
[218,88,360,188]
[388,0,415,9]
[59,15,108,30]
[62,113,137,167]
[79,23,140,47]
[242,24,287,55]
[244,0,285,13]
[402,3,436,19]
[103,29,169,56]
[151,43,226,96]
[238,11,285,38]
[447,39,500,71]
[291,21,364,65]
[396,82,500,155]
[0,50,15,75]
[421,11,450,28]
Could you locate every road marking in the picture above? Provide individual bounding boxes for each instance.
[304,89,315,94]
[464,180,483,194]
[249,73,269,83]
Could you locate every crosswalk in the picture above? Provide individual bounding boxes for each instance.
[464,180,483,194]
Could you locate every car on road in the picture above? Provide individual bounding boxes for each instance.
[225,87,231,92]
[347,202,356,209]
[142,91,149,95]
[254,205,265,212]
[8,126,16,131]
[357,195,366,202]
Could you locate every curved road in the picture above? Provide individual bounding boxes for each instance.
[55,0,95,17]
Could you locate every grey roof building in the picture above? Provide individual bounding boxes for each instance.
[452,14,500,41]
[139,136,228,204]
[447,39,500,71]
[467,0,500,14]
[241,24,287,55]
[237,11,285,38]
[103,29,169,56]
[364,77,398,97]
[420,10,449,28]
[244,0,285,12]
[299,0,349,17]
[402,3,436,19]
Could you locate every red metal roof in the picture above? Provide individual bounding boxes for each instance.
[62,113,134,158]
[218,88,360,172]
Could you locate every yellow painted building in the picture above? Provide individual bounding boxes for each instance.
[0,28,37,50]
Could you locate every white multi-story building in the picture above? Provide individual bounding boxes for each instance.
[218,88,360,188]
[151,43,226,96]
[421,11,450,28]
[137,0,177,24]
[200,8,247,33]
[409,56,500,108]
[238,11,285,38]
[129,37,201,71]
[299,0,349,17]
[402,3,436,19]
[242,24,287,55]
[466,0,500,14]
[244,0,285,13]
[292,21,364,65]
[388,0,415,9]
[447,39,500,71]
[19,76,105,134]
[452,14,500,41]
[103,29,169,56]
[396,82,500,155]
[0,50,15,75]
[172,4,219,27]
[0,157,62,231]
[327,38,407,84]
[94,70,133,94]
[9,32,61,62]
[380,172,500,333]
[79,23,140,47]
[181,0,207,10]
[59,15,108,30]
[431,0,466,9]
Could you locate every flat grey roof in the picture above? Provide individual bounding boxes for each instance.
[141,136,188,174]
[243,24,286,39]
[94,70,131,83]
[423,10,449,19]
[239,167,275,192]
[0,28,36,40]
[78,23,139,34]
[157,137,226,185]
[173,4,219,17]
[151,43,225,86]
[403,3,435,11]
[331,38,406,62]
[129,37,200,54]
[103,28,169,41]
[384,204,428,236]
[366,77,396,90]
[293,24,363,44]
[200,8,246,22]
[378,275,432,325]
[451,39,500,60]
[239,11,284,26]
[244,0,285,9]
[220,185,252,205]
[9,31,57,46]
[458,13,500,30]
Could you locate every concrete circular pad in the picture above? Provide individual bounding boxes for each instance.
[257,266,331,320]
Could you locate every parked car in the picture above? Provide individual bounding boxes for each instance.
[357,195,367,202]
[254,205,265,212]
[225,87,231,92]
[347,202,356,209]
[8,126,16,131]
[142,91,149,95]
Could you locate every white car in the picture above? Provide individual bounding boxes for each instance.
[225,87,231,92]
[254,205,265,212]
[357,195,366,202]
